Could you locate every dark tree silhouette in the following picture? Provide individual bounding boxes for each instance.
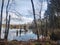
[4,0,10,40]
[19,25,22,36]
[45,0,48,36]
[6,15,11,39]
[16,30,18,36]
[31,0,39,40]
[39,0,43,37]
[0,0,4,39]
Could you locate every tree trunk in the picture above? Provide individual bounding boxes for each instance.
[45,16,48,36]
[16,30,18,36]
[45,0,49,36]
[31,0,39,40]
[4,0,10,40]
[39,0,43,38]
[19,25,22,36]
[5,15,11,39]
[0,0,4,39]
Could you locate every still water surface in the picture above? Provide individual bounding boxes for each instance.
[1,28,37,41]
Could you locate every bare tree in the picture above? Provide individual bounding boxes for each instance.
[45,12,48,36]
[39,0,43,38]
[0,0,4,39]
[45,0,48,36]
[4,0,10,40]
[5,15,11,39]
[31,0,39,40]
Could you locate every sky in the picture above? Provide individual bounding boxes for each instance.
[0,0,47,25]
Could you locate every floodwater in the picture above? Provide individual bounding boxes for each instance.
[1,28,43,41]
[1,28,37,41]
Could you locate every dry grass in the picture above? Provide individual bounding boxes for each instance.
[0,37,59,45]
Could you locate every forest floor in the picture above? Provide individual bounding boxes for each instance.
[0,38,59,45]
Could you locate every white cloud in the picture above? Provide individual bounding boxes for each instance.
[0,0,47,24]
[21,16,33,24]
[2,12,33,25]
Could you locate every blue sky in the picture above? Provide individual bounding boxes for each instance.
[0,0,47,25]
